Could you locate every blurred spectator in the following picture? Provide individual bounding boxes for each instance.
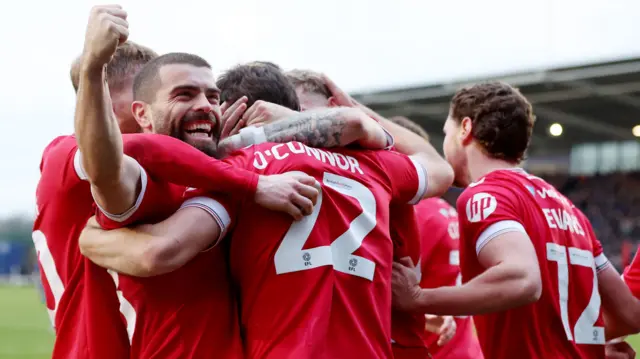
[553,172,640,268]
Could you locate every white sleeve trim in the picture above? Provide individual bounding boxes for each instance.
[382,127,395,150]
[408,158,428,205]
[73,149,88,180]
[476,220,527,255]
[594,253,610,273]
[94,156,148,223]
[180,196,231,246]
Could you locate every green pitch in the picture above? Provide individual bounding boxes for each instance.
[1,285,639,358]
[0,285,54,359]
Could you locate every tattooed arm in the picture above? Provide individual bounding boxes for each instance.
[217,107,389,157]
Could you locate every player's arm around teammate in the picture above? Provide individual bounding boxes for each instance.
[391,182,542,316]
[220,97,390,151]
[322,74,454,198]
[392,229,541,316]
[77,98,405,277]
[79,202,230,277]
[217,105,391,158]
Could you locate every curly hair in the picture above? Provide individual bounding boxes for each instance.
[450,82,535,163]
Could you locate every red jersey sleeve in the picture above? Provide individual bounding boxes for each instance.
[180,189,238,246]
[456,179,528,256]
[174,148,255,243]
[390,204,421,265]
[623,247,640,297]
[40,136,86,189]
[120,133,259,201]
[374,150,427,205]
[94,161,181,229]
[89,137,258,230]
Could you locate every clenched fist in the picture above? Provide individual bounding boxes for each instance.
[82,5,129,72]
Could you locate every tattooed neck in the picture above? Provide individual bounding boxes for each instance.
[263,108,348,148]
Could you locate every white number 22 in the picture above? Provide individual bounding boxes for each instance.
[546,243,604,345]
[274,172,377,281]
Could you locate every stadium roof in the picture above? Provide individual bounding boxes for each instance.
[352,58,640,156]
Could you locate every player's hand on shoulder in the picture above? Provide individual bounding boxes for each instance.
[242,100,297,127]
[606,341,636,359]
[321,74,357,108]
[82,4,129,71]
[424,314,457,346]
[391,257,422,312]
[220,96,249,141]
[254,172,320,221]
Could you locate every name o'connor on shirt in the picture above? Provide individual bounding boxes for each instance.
[252,142,365,175]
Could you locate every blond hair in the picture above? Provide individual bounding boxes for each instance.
[286,69,331,99]
[70,41,158,93]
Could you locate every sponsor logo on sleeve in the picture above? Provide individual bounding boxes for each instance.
[465,192,497,223]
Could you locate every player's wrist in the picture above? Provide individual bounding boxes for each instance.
[412,287,429,312]
[80,57,107,82]
[239,126,267,146]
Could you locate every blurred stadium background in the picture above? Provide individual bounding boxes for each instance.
[1,57,639,358]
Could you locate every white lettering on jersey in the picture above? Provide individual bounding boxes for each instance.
[448,221,460,240]
[253,143,364,175]
[438,207,460,239]
[536,187,571,207]
[465,192,497,223]
[542,208,586,236]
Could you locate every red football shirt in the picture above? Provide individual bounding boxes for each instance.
[35,133,256,359]
[457,168,609,359]
[391,198,483,359]
[187,141,428,359]
[33,135,129,359]
[623,247,640,297]
[93,170,243,358]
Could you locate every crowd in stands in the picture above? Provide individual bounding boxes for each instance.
[554,172,640,267]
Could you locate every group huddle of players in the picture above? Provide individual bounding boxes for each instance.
[32,4,640,359]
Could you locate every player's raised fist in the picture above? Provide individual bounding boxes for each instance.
[82,5,129,71]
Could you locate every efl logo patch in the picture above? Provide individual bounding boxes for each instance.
[466,192,497,223]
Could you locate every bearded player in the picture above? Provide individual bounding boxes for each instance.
[78,63,454,359]
[83,125,451,359]
[76,44,422,358]
[391,81,640,359]
[35,5,319,359]
[387,116,483,359]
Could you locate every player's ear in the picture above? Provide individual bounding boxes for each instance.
[460,117,473,145]
[327,96,339,108]
[132,101,152,132]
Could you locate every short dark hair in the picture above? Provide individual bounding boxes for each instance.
[389,116,429,141]
[216,62,300,111]
[133,52,211,103]
[70,41,158,93]
[450,81,535,163]
[286,69,331,99]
